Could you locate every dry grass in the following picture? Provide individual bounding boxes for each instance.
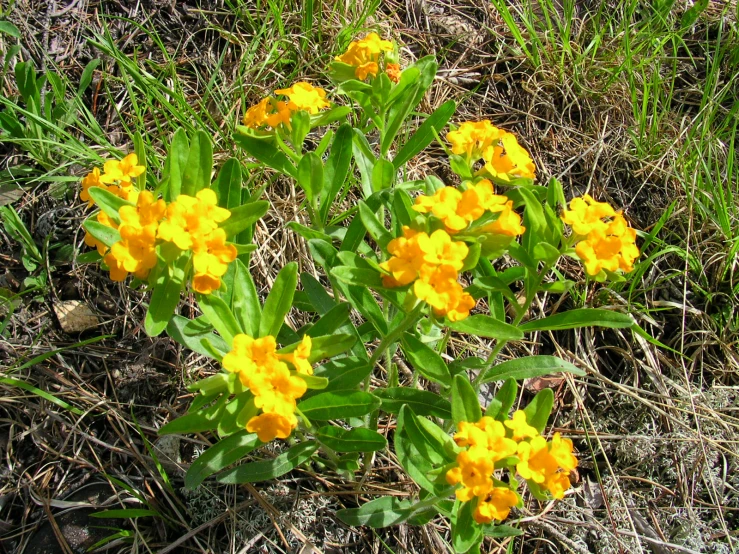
[0,0,737,552]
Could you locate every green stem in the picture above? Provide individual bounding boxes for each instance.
[471,264,551,391]
[368,302,423,370]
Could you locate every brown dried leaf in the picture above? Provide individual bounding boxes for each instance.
[53,300,100,333]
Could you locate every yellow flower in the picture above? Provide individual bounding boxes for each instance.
[80,168,103,207]
[157,189,231,251]
[504,411,538,441]
[118,190,166,229]
[265,100,293,129]
[379,227,425,286]
[549,432,578,472]
[561,194,616,236]
[414,265,475,321]
[473,487,520,524]
[278,335,313,375]
[243,97,272,128]
[482,202,526,236]
[104,224,158,281]
[482,131,536,181]
[275,82,330,114]
[573,212,638,276]
[191,228,237,294]
[445,448,495,502]
[99,153,145,185]
[447,121,502,160]
[336,33,393,80]
[386,63,401,83]
[247,412,295,442]
[516,435,555,484]
[454,420,489,448]
[417,229,469,271]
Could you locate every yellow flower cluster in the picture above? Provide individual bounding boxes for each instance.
[80,158,237,291]
[157,189,237,294]
[447,121,536,181]
[243,82,330,130]
[222,334,313,442]
[335,32,393,81]
[446,412,577,524]
[80,153,145,206]
[412,179,525,236]
[561,195,639,276]
[380,227,475,321]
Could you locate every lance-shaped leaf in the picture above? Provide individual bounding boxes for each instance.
[448,315,523,341]
[298,391,381,421]
[393,99,456,169]
[185,430,261,489]
[316,426,387,452]
[519,308,633,332]
[182,130,213,196]
[217,441,317,483]
[83,219,121,247]
[481,355,585,383]
[320,123,353,223]
[259,262,298,338]
[234,130,297,178]
[297,151,323,204]
[232,259,261,337]
[375,387,451,419]
[213,157,243,209]
[145,253,187,336]
[219,201,269,239]
[523,388,553,433]
[197,293,242,346]
[401,333,451,387]
[87,187,133,224]
[452,374,481,426]
[337,497,413,528]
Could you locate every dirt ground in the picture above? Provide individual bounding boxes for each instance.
[1,0,737,553]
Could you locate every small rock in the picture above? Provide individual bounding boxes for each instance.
[53,300,100,333]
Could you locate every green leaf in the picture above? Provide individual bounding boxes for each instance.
[519,308,633,332]
[219,201,269,238]
[218,392,256,437]
[218,441,318,483]
[87,187,134,223]
[166,315,229,360]
[519,186,545,233]
[78,59,101,94]
[0,21,21,38]
[301,272,336,315]
[296,374,329,390]
[316,426,387,452]
[307,333,357,362]
[320,123,353,223]
[453,499,483,554]
[331,266,384,288]
[232,259,261,337]
[485,378,517,420]
[400,333,451,387]
[306,302,351,337]
[181,131,213,196]
[259,262,298,338]
[337,497,413,528]
[352,129,376,197]
[358,200,392,248]
[448,315,524,341]
[452,374,482,426]
[375,387,451,419]
[297,151,323,203]
[159,395,227,435]
[681,0,708,27]
[522,388,553,433]
[398,406,450,466]
[213,158,243,209]
[163,128,189,201]
[197,293,242,346]
[481,355,585,383]
[371,159,394,192]
[145,253,187,336]
[185,430,261,489]
[234,130,298,178]
[393,99,456,169]
[346,286,388,336]
[298,391,380,421]
[83,219,120,248]
[311,357,371,394]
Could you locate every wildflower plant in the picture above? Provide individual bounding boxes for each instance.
[75,33,643,552]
